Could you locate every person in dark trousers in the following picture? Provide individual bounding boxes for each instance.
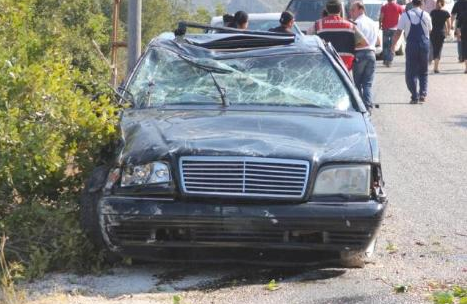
[350,1,379,112]
[308,0,369,71]
[380,0,404,67]
[456,11,467,72]
[391,0,432,103]
[452,0,467,62]
[430,0,451,73]
[234,11,249,29]
[269,11,295,33]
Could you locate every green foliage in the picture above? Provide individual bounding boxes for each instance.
[0,0,116,283]
[215,2,227,16]
[119,0,215,46]
[173,295,182,304]
[432,292,455,304]
[1,201,105,280]
[266,279,280,291]
[0,0,117,200]
[431,286,467,304]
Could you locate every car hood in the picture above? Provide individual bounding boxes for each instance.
[119,108,373,165]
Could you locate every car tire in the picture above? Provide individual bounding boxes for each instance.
[339,238,377,268]
[80,165,120,263]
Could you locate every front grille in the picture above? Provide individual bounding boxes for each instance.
[105,217,370,248]
[179,156,310,198]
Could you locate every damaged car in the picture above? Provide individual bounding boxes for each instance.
[80,22,387,267]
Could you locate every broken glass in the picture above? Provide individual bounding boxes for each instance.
[127,47,352,110]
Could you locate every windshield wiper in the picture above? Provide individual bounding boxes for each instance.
[178,54,231,107]
[210,72,228,107]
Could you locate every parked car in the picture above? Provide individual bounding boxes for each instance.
[80,22,387,267]
[210,13,304,36]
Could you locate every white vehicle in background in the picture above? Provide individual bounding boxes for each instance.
[361,0,405,57]
[210,13,304,36]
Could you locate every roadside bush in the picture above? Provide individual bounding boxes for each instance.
[2,200,104,280]
[0,0,117,282]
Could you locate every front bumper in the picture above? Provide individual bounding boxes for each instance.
[99,196,386,261]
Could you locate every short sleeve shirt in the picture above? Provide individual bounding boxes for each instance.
[430,9,450,34]
[381,2,404,29]
[397,8,433,38]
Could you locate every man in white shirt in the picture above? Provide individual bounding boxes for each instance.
[391,0,432,103]
[350,1,379,112]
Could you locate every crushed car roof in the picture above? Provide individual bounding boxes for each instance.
[148,22,324,59]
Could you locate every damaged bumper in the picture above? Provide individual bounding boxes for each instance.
[100,196,386,261]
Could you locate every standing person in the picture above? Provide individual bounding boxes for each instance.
[430,0,451,72]
[350,1,379,112]
[234,11,249,29]
[391,0,432,103]
[456,10,467,72]
[269,11,295,33]
[380,0,404,67]
[309,0,369,71]
[451,0,467,62]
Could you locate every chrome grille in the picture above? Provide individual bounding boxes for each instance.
[179,156,310,198]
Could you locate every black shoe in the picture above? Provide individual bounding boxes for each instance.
[434,70,440,73]
[419,96,426,102]
[410,99,418,104]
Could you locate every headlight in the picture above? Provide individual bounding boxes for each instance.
[121,162,171,187]
[313,165,371,196]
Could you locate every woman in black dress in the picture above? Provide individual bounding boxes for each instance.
[430,0,451,73]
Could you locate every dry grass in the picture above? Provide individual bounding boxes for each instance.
[0,235,25,304]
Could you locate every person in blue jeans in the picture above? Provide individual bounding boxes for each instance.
[392,0,432,103]
[383,29,396,65]
[351,1,379,112]
[380,0,404,66]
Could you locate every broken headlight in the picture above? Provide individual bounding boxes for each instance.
[121,162,171,187]
[313,165,371,197]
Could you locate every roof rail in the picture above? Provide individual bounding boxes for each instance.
[174,21,295,37]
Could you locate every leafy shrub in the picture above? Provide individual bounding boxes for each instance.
[2,201,105,280]
[0,0,117,281]
[0,0,117,199]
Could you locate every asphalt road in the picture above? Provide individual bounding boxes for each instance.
[27,42,467,304]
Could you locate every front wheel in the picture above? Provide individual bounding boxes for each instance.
[80,166,120,262]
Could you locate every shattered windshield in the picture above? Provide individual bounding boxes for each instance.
[127,47,352,110]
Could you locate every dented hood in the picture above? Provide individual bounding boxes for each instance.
[119,108,373,165]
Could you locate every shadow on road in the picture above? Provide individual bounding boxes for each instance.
[150,263,347,292]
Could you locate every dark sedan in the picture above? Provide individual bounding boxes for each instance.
[80,23,387,267]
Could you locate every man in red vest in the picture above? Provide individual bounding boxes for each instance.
[309,0,369,71]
